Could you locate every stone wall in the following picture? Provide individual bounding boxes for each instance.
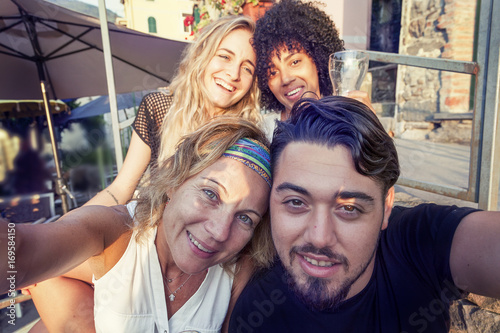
[450,295,500,332]
[437,0,476,112]
[396,0,476,119]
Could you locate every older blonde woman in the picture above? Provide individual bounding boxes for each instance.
[24,15,264,332]
[1,117,274,332]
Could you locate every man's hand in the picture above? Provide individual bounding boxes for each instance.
[345,90,376,114]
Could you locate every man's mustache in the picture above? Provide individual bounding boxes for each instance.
[289,244,350,270]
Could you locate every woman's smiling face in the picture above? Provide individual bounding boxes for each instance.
[267,48,320,116]
[160,156,270,274]
[203,28,257,116]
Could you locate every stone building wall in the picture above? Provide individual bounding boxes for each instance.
[437,0,476,112]
[396,0,476,119]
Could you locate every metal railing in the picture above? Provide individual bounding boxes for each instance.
[364,0,500,210]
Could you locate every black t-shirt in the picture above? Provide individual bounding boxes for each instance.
[229,204,478,333]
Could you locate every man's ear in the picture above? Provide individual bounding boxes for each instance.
[381,187,395,230]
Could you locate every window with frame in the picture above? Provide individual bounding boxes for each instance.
[148,16,157,33]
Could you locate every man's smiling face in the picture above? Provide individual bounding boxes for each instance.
[270,142,394,310]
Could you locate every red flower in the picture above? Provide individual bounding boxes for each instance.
[184,15,194,27]
[221,0,226,4]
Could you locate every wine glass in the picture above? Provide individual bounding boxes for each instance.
[329,50,369,96]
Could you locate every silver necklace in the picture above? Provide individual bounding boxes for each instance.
[165,271,185,284]
[164,274,192,301]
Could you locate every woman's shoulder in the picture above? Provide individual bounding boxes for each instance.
[141,91,174,107]
[136,91,173,128]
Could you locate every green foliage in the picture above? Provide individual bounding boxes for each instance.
[190,0,260,37]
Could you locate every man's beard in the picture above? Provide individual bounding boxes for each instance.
[283,242,377,312]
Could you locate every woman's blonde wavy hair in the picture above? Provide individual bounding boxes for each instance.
[158,16,262,162]
[134,117,275,270]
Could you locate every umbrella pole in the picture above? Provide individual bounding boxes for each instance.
[98,0,124,171]
[41,81,69,214]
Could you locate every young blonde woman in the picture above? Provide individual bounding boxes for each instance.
[87,15,262,206]
[24,15,263,332]
[2,117,274,332]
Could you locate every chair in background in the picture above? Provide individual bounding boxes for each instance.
[0,192,60,224]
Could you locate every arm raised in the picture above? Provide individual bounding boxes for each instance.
[1,205,131,292]
[450,211,500,298]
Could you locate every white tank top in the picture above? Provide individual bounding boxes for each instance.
[93,202,233,333]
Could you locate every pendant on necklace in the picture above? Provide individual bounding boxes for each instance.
[169,294,176,301]
[167,279,173,283]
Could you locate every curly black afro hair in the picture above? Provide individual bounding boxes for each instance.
[254,0,344,112]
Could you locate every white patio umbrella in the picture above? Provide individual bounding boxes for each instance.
[0,0,189,212]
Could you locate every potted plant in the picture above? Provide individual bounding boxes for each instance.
[242,0,273,22]
[184,0,273,39]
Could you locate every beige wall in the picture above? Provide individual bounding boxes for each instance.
[322,0,371,50]
[122,0,372,47]
[122,0,198,41]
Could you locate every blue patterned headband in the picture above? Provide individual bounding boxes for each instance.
[222,138,272,188]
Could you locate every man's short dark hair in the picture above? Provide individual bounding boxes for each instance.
[271,96,400,195]
[254,0,344,112]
